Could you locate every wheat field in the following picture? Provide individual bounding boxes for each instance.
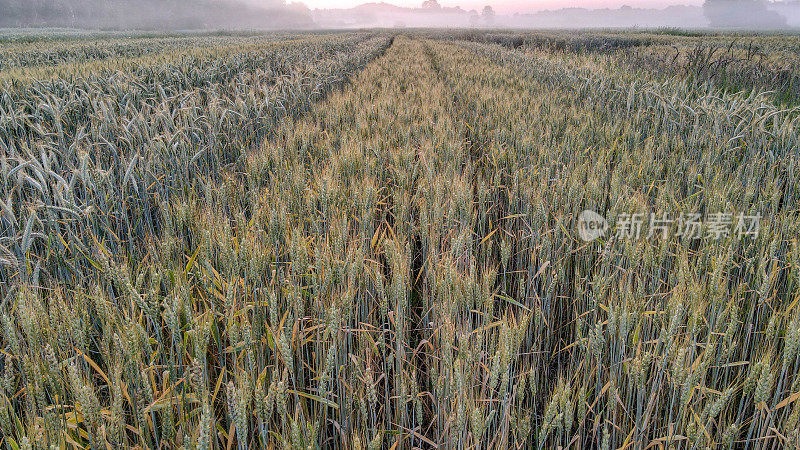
[1,29,800,449]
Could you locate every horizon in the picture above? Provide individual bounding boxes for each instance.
[297,0,704,13]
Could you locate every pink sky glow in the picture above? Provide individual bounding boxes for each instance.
[297,0,703,13]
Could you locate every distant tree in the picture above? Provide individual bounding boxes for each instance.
[287,2,311,13]
[482,5,495,24]
[704,0,787,29]
[421,0,441,9]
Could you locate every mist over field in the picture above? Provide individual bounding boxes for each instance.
[311,0,799,29]
[0,0,314,29]
[0,0,799,30]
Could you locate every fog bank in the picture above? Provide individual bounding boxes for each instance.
[0,0,798,30]
[0,0,314,30]
[311,0,800,29]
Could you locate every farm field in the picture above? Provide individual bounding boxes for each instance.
[1,29,800,449]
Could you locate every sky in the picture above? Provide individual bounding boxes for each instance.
[296,0,704,13]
